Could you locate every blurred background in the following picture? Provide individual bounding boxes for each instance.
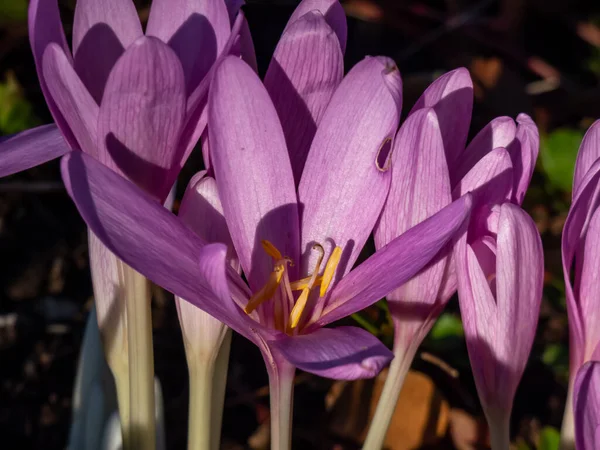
[0,0,599,448]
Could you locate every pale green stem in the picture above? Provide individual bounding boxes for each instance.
[123,264,155,450]
[186,331,232,450]
[362,343,417,450]
[486,409,510,450]
[560,380,576,450]
[113,365,131,450]
[266,359,296,450]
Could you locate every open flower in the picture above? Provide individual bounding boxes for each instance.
[61,54,472,447]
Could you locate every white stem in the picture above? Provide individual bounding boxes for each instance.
[186,331,232,450]
[123,264,155,450]
[362,344,416,450]
[486,410,510,450]
[560,380,576,450]
[266,359,295,450]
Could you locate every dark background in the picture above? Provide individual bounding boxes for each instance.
[0,0,599,448]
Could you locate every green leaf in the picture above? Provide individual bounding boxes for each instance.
[539,129,584,193]
[429,313,464,340]
[0,73,40,134]
[0,0,28,23]
[539,426,560,450]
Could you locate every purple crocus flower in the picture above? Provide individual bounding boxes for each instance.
[574,359,600,450]
[60,54,473,448]
[455,202,543,449]
[363,67,539,449]
[560,120,600,446]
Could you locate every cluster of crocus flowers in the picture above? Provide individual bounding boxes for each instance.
[60,51,473,449]
[363,65,543,449]
[560,119,600,448]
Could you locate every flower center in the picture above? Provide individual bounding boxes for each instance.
[243,240,342,332]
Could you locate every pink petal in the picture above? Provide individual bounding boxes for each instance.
[574,361,600,450]
[452,116,517,187]
[146,0,230,94]
[208,56,300,291]
[42,44,99,156]
[97,36,186,201]
[409,68,473,172]
[573,120,600,198]
[61,152,259,342]
[264,11,343,183]
[298,56,402,286]
[312,194,472,328]
[375,108,452,318]
[493,203,543,408]
[28,0,77,148]
[271,326,392,379]
[507,113,539,204]
[0,124,69,176]
[287,0,347,53]
[72,0,142,103]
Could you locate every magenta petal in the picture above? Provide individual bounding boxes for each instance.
[287,0,347,53]
[409,68,473,172]
[0,124,69,177]
[209,56,300,290]
[60,152,261,341]
[146,0,230,94]
[28,0,77,149]
[179,172,240,273]
[507,113,539,204]
[313,194,472,328]
[573,120,600,198]
[97,36,186,201]
[574,361,600,450]
[562,159,600,367]
[265,11,343,183]
[42,44,99,156]
[452,116,517,187]
[271,326,392,379]
[375,108,451,310]
[72,0,142,103]
[298,56,402,284]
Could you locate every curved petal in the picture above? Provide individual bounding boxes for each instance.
[60,152,259,342]
[224,0,257,71]
[574,120,600,198]
[271,326,392,379]
[562,159,600,368]
[452,116,517,187]
[507,114,539,204]
[409,68,473,172]
[494,203,543,409]
[264,11,343,183]
[574,361,600,450]
[146,0,230,94]
[72,0,143,103]
[28,0,77,148]
[208,56,299,291]
[298,56,402,285]
[0,124,69,177]
[179,172,240,273]
[287,0,347,53]
[375,108,451,311]
[42,44,99,155]
[97,36,186,201]
[312,194,472,328]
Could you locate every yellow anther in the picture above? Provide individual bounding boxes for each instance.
[288,287,311,331]
[261,240,282,260]
[290,275,323,291]
[244,265,284,314]
[320,246,342,297]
